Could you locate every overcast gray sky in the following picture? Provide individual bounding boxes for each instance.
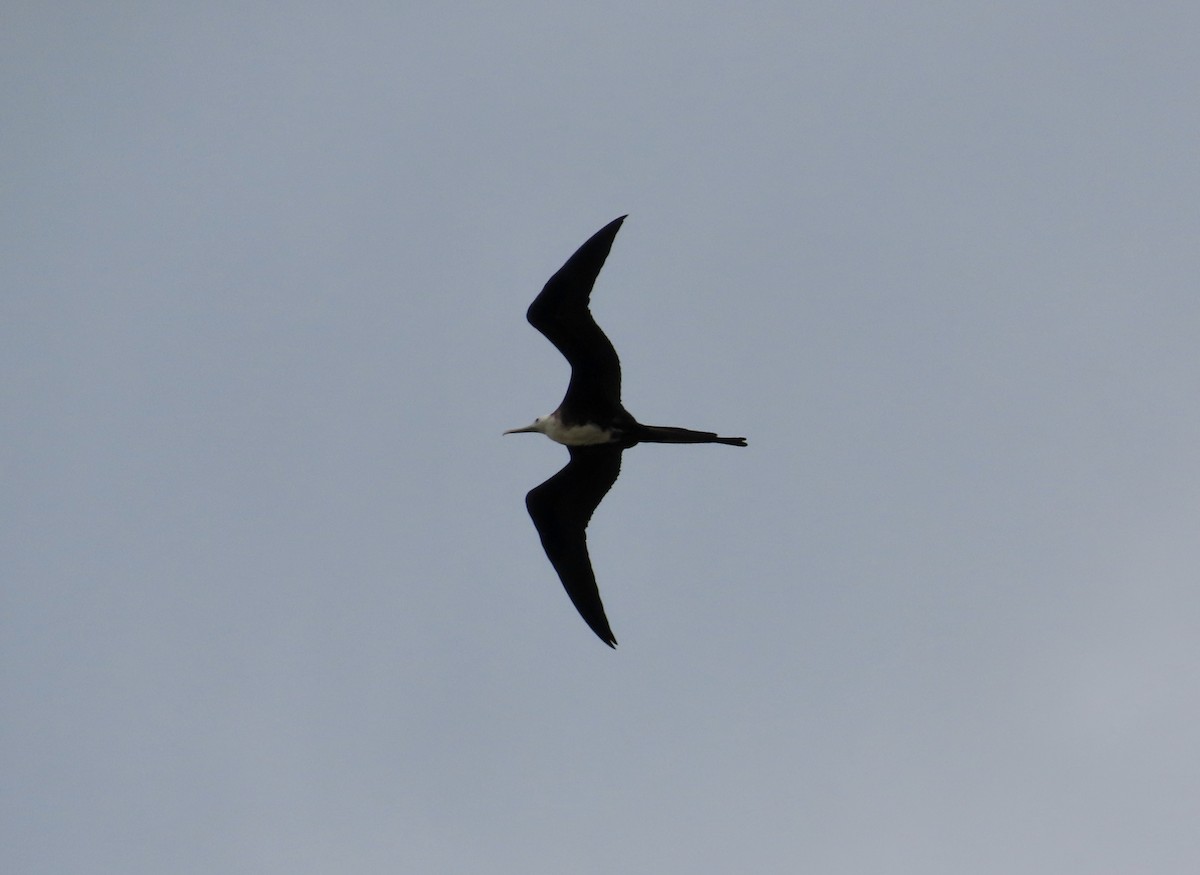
[4,4,1199,873]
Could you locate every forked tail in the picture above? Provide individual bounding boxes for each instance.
[636,424,747,447]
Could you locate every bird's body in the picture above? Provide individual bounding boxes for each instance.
[517,413,620,447]
[506,216,746,647]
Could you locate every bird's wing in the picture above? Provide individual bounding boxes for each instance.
[524,445,624,647]
[526,216,626,420]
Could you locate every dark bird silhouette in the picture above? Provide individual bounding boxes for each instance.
[505,216,746,647]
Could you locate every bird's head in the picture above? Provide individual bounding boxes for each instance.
[503,416,550,437]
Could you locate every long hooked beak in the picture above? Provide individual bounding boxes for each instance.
[503,422,540,435]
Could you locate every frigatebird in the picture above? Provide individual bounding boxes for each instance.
[505,216,747,647]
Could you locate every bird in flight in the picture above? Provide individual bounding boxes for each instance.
[505,216,746,647]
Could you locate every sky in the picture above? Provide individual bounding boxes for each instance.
[4,3,1199,873]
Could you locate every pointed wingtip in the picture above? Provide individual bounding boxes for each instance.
[595,215,626,237]
[587,618,618,649]
[582,604,617,648]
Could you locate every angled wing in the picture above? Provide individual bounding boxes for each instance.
[526,216,627,421]
[524,445,624,647]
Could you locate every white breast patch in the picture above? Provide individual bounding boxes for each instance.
[543,418,616,447]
